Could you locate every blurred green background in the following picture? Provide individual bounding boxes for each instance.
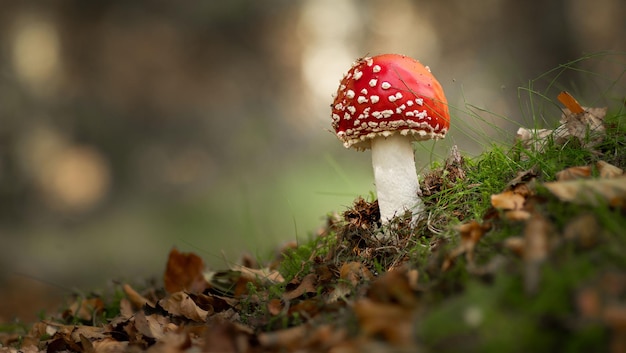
[0,0,624,320]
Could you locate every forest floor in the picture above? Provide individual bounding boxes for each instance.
[1,92,626,353]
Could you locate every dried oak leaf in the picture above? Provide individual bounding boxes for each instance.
[283,273,318,301]
[597,160,624,178]
[353,298,415,346]
[442,221,491,271]
[159,291,210,322]
[62,297,104,322]
[367,266,419,309]
[523,213,554,294]
[164,247,209,294]
[543,175,626,207]
[134,310,175,340]
[122,283,153,311]
[516,92,606,154]
[556,165,593,181]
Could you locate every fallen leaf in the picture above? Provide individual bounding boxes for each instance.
[134,310,175,340]
[563,212,599,249]
[339,262,374,286]
[554,105,607,149]
[282,273,318,300]
[164,248,209,294]
[556,165,592,181]
[544,176,626,206]
[443,221,490,271]
[62,297,104,322]
[597,160,624,178]
[353,298,415,346]
[557,91,584,114]
[523,213,553,294]
[159,291,210,322]
[367,266,419,309]
[491,190,525,210]
[123,283,153,310]
[516,92,606,154]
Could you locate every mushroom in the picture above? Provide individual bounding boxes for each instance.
[331,54,450,226]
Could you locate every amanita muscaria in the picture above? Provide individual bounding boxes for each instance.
[331,54,450,225]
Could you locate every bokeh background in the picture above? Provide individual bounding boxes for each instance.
[1,0,624,321]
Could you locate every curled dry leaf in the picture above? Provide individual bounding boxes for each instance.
[443,221,490,271]
[563,213,599,249]
[123,283,153,310]
[491,190,525,210]
[282,273,318,301]
[544,176,626,207]
[62,297,104,322]
[367,266,419,309]
[516,92,606,154]
[134,310,175,340]
[523,213,553,294]
[556,165,592,181]
[597,160,624,179]
[159,292,210,322]
[340,261,374,286]
[353,298,415,346]
[164,247,209,294]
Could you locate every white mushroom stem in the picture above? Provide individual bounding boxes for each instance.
[371,134,424,225]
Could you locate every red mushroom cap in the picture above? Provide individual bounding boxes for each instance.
[331,54,450,150]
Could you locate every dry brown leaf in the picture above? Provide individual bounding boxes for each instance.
[516,127,553,152]
[353,298,415,346]
[339,262,374,286]
[544,176,626,206]
[516,93,606,155]
[443,221,490,271]
[203,318,251,353]
[503,236,525,257]
[282,273,318,301]
[134,311,175,340]
[267,298,283,316]
[556,165,592,181]
[231,264,285,285]
[491,190,525,210]
[122,283,153,310]
[563,213,599,249]
[159,292,210,322]
[63,297,104,322]
[597,160,624,179]
[367,266,419,309]
[258,324,308,349]
[164,248,209,294]
[554,105,606,148]
[523,213,553,294]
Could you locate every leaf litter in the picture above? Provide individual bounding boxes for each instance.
[2,92,626,352]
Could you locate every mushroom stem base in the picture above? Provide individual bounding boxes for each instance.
[371,134,424,225]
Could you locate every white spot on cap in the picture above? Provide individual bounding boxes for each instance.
[372,65,381,73]
[344,112,351,120]
[365,57,374,66]
[415,98,424,106]
[425,66,431,72]
[357,96,368,104]
[353,70,363,80]
[381,82,391,90]
[334,103,343,110]
[347,106,356,114]
[388,93,402,103]
[360,88,368,95]
[368,78,378,87]
[381,109,394,118]
[406,100,413,107]
[346,90,355,99]
[370,95,380,103]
